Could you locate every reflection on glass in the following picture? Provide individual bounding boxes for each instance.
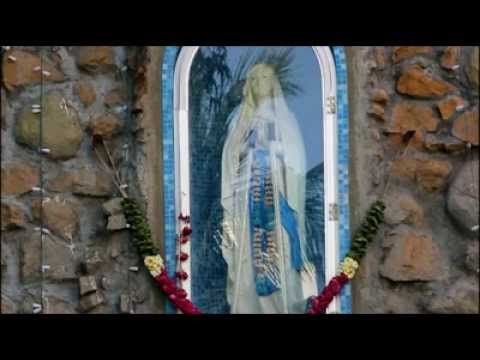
[189,47,324,313]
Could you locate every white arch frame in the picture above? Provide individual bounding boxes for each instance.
[173,46,340,313]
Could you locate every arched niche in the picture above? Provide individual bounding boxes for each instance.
[161,46,351,314]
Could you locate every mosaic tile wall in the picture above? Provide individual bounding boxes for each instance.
[332,46,351,314]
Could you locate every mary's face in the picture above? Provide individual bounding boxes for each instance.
[249,67,275,102]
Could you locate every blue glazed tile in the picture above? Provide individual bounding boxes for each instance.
[163,46,179,314]
[333,46,351,314]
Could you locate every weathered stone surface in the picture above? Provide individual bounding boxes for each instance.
[132,284,148,304]
[110,242,122,259]
[384,193,425,227]
[20,296,41,314]
[76,46,116,73]
[396,65,456,98]
[2,49,65,91]
[392,46,434,63]
[371,88,389,104]
[387,132,424,150]
[109,232,126,259]
[1,202,26,231]
[79,275,98,296]
[20,233,41,284]
[100,276,113,290]
[100,270,127,291]
[1,256,6,275]
[15,91,84,160]
[391,157,451,192]
[424,133,466,153]
[79,291,105,312]
[32,197,79,241]
[1,294,17,314]
[1,88,6,130]
[48,169,114,196]
[1,163,38,195]
[119,294,131,314]
[424,134,444,151]
[424,280,479,314]
[374,47,386,69]
[415,159,452,192]
[107,214,128,231]
[102,197,124,215]
[104,88,126,108]
[389,102,439,134]
[72,169,114,197]
[465,242,479,274]
[368,103,386,121]
[440,46,461,70]
[437,96,466,120]
[75,80,96,107]
[20,233,72,283]
[84,252,103,274]
[0,293,18,314]
[384,292,421,314]
[46,172,74,192]
[43,296,76,314]
[50,51,62,67]
[380,226,443,282]
[447,159,479,234]
[43,237,77,281]
[391,157,418,180]
[444,137,467,154]
[467,47,479,88]
[87,113,123,139]
[451,110,479,145]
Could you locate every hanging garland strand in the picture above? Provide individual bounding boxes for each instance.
[306,200,386,314]
[92,130,201,314]
[121,198,201,314]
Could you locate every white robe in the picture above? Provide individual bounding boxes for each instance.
[220,98,317,313]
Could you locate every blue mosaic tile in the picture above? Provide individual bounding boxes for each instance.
[333,46,351,314]
[162,46,179,314]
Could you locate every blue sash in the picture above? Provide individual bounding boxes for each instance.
[247,133,303,296]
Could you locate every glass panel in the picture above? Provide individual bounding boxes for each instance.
[188,46,324,313]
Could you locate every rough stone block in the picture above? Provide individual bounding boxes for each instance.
[79,275,98,296]
[107,214,128,231]
[79,292,105,312]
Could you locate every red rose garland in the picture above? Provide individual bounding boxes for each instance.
[306,200,385,314]
[168,213,200,313]
[121,199,202,314]
[153,270,201,314]
[307,273,349,314]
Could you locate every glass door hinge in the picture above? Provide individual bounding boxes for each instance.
[329,203,339,221]
[326,96,336,114]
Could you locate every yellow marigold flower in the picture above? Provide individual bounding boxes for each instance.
[144,255,164,277]
[341,257,359,279]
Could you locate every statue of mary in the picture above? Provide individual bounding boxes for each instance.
[220,63,317,313]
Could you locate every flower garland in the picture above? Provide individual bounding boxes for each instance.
[306,200,386,314]
[121,198,202,314]
[121,197,384,315]
[120,197,384,315]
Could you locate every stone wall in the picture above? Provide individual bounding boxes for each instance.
[348,46,478,313]
[1,46,164,314]
[1,46,478,314]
